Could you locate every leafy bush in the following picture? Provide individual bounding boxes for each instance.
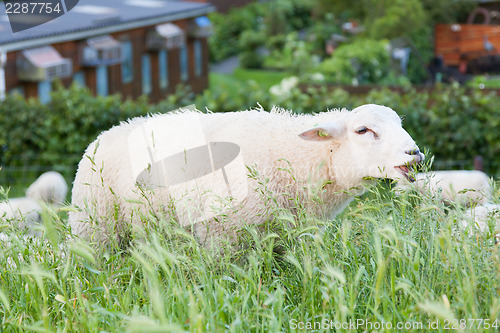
[0,82,185,171]
[239,51,264,69]
[238,30,265,52]
[266,34,287,51]
[404,26,434,84]
[208,3,266,62]
[264,32,320,75]
[365,0,426,40]
[208,0,314,63]
[263,0,313,36]
[0,95,48,167]
[238,30,265,69]
[420,0,476,25]
[306,13,342,58]
[318,39,390,84]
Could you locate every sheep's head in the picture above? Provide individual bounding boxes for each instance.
[299,104,424,183]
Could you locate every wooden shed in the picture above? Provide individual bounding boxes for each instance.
[435,23,500,66]
[0,0,215,103]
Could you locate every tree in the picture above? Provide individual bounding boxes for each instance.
[365,0,426,40]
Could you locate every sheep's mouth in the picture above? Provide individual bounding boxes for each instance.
[396,159,421,182]
[395,165,415,182]
[395,154,422,182]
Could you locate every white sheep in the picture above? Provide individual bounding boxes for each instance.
[26,171,68,205]
[1,171,67,237]
[69,104,424,246]
[461,203,500,237]
[395,170,492,206]
[0,197,42,236]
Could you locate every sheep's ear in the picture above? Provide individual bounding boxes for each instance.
[298,121,344,141]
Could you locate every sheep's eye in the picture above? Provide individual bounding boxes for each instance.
[356,127,368,134]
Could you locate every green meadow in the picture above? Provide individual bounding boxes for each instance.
[0,177,499,332]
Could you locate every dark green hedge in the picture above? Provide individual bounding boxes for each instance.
[0,83,185,170]
[1,82,499,180]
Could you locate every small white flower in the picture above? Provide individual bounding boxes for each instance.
[270,85,283,96]
[281,76,299,90]
[311,73,325,82]
[270,76,299,98]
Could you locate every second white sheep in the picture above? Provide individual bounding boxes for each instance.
[26,171,68,205]
[1,171,68,237]
[396,170,492,205]
[0,197,42,236]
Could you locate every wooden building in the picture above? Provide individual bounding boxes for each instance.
[434,1,500,69]
[0,0,214,103]
[434,23,500,66]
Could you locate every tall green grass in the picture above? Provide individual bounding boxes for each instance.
[0,181,499,332]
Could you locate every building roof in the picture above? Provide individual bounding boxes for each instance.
[0,0,214,52]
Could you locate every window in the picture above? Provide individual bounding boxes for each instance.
[73,71,85,87]
[141,54,152,95]
[121,40,133,83]
[180,45,188,81]
[194,40,202,77]
[159,49,169,90]
[38,80,51,104]
[97,65,108,96]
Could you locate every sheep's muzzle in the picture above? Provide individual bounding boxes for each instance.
[396,165,415,182]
